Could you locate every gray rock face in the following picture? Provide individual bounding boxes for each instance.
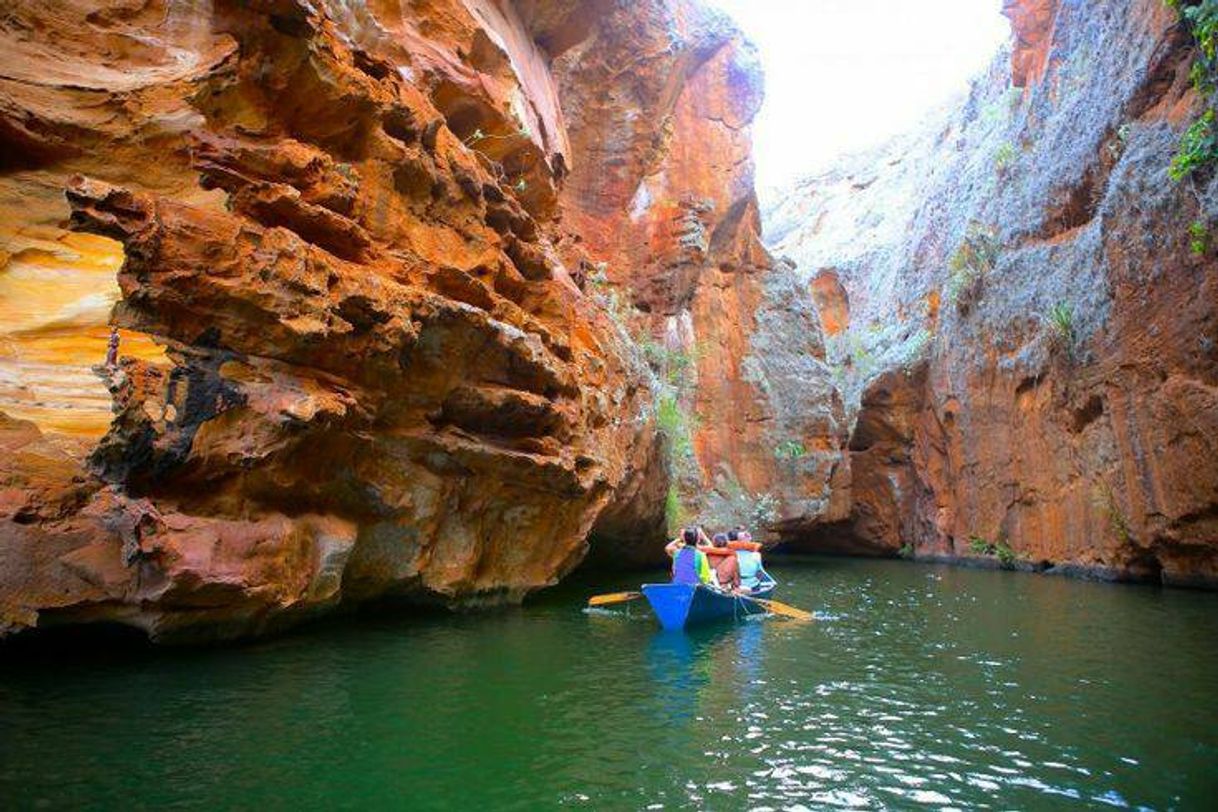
[737,259,850,535]
[762,0,1218,586]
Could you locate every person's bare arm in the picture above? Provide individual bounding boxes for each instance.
[696,527,713,546]
[664,538,681,557]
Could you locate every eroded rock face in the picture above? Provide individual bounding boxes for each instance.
[1004,0,1060,88]
[766,0,1218,586]
[0,0,684,641]
[553,1,847,538]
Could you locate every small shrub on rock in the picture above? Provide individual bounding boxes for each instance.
[1094,483,1135,546]
[1170,110,1218,181]
[968,535,1017,569]
[968,535,992,555]
[1167,1,1218,180]
[993,541,1017,569]
[773,440,807,461]
[1189,219,1212,255]
[946,222,1000,315]
[1045,300,1076,360]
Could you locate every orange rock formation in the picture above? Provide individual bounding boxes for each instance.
[0,0,687,641]
[5,0,1211,645]
[553,2,847,536]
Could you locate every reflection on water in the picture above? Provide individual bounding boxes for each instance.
[2,556,1216,810]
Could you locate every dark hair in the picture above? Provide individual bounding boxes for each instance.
[712,533,728,547]
[682,527,697,545]
[727,530,738,542]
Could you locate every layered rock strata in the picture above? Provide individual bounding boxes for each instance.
[766,0,1218,586]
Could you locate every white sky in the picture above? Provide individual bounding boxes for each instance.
[706,0,1010,190]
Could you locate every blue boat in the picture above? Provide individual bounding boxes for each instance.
[641,581,776,631]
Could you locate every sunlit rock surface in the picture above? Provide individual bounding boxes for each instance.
[1,0,697,641]
[0,232,166,438]
[765,0,1218,585]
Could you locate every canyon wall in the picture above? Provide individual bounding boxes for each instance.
[0,0,836,641]
[553,2,846,546]
[7,0,1210,646]
[766,0,1218,586]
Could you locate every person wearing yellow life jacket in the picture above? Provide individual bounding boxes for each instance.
[664,527,713,586]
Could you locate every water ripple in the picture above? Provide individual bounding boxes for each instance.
[2,557,1217,810]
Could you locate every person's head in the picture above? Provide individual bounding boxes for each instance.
[682,527,697,546]
[738,529,753,543]
[712,533,728,548]
[727,530,738,542]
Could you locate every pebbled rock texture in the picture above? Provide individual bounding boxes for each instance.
[765,0,1218,586]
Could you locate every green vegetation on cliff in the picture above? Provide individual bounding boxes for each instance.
[968,535,1018,569]
[650,344,702,533]
[1171,109,1218,181]
[1168,1,1218,180]
[945,222,1000,315]
[1045,301,1076,360]
[1190,219,1212,254]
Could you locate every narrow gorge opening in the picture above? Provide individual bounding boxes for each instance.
[666,0,1018,565]
[682,0,1218,587]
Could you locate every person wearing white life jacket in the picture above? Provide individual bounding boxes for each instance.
[731,529,767,593]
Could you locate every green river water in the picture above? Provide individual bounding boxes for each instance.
[2,556,1216,810]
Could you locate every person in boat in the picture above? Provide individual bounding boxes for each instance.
[663,527,713,586]
[731,528,769,593]
[706,532,741,592]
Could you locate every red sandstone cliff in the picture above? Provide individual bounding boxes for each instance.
[0,0,661,641]
[765,0,1218,586]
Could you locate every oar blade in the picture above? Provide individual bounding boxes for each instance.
[588,591,642,607]
[754,598,814,621]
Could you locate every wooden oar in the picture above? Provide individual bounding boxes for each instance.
[588,591,642,607]
[740,595,814,621]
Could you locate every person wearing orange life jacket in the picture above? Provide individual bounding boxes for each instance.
[703,532,741,591]
[663,526,713,586]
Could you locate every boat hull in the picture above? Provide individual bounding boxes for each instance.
[640,583,775,631]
